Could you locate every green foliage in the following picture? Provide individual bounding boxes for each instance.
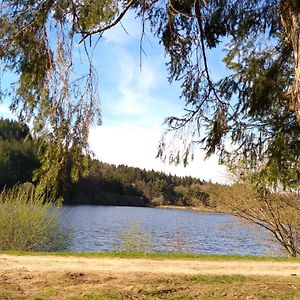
[136,0,299,189]
[0,118,29,141]
[156,1,298,189]
[0,118,222,208]
[120,222,152,253]
[69,159,210,206]
[0,1,299,191]
[0,0,104,194]
[0,119,213,205]
[0,184,71,251]
[175,184,210,207]
[0,117,89,198]
[33,141,89,198]
[0,139,39,188]
[0,118,40,189]
[79,0,117,31]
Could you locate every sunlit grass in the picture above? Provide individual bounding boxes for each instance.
[1,249,298,261]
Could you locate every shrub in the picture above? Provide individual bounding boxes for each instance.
[0,184,71,251]
[171,229,190,253]
[120,222,152,253]
[219,183,300,257]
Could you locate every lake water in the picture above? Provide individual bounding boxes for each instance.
[61,205,280,256]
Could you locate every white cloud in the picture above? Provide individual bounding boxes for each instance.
[0,104,14,119]
[89,125,229,184]
[115,54,158,114]
[88,12,230,184]
[0,105,10,114]
[114,51,149,114]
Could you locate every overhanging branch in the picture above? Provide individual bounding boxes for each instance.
[78,0,135,44]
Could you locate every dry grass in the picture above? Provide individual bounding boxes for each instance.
[1,269,300,299]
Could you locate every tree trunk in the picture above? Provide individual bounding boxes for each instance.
[280,0,300,126]
[274,229,297,257]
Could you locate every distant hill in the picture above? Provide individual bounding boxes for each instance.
[0,117,226,208]
[66,160,219,208]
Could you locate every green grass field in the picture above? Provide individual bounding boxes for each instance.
[0,249,297,261]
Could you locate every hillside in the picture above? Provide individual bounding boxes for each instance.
[67,160,221,208]
[0,117,226,207]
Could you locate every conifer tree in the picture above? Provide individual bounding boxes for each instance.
[0,0,299,189]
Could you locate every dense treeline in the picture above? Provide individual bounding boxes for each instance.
[0,118,40,189]
[68,160,212,207]
[0,118,219,207]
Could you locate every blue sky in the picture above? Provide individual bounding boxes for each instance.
[0,12,229,183]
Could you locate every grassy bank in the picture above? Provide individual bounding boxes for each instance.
[0,250,298,262]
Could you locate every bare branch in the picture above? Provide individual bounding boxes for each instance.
[194,0,226,108]
[78,0,135,44]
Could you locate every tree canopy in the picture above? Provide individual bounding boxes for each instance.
[0,0,299,190]
[0,118,39,188]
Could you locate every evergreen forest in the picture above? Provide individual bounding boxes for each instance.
[0,117,221,208]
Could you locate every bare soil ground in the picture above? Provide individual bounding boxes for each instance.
[1,254,300,299]
[1,254,300,276]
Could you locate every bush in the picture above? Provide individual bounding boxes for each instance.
[170,229,190,253]
[120,222,152,253]
[219,183,300,257]
[0,184,71,251]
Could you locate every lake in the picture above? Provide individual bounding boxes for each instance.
[61,205,280,256]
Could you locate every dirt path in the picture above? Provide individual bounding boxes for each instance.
[1,254,300,277]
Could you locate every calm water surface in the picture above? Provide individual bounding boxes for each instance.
[61,206,280,256]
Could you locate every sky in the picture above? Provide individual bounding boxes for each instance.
[0,12,230,184]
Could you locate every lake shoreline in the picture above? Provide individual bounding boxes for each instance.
[0,250,293,261]
[63,203,230,218]
[157,204,216,212]
[63,203,216,212]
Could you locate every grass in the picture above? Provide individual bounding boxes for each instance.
[1,249,299,262]
[2,271,300,299]
[81,275,300,300]
[2,250,300,299]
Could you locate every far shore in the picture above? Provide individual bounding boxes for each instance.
[157,204,218,212]
[63,202,218,212]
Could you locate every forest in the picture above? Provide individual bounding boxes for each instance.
[0,117,220,208]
